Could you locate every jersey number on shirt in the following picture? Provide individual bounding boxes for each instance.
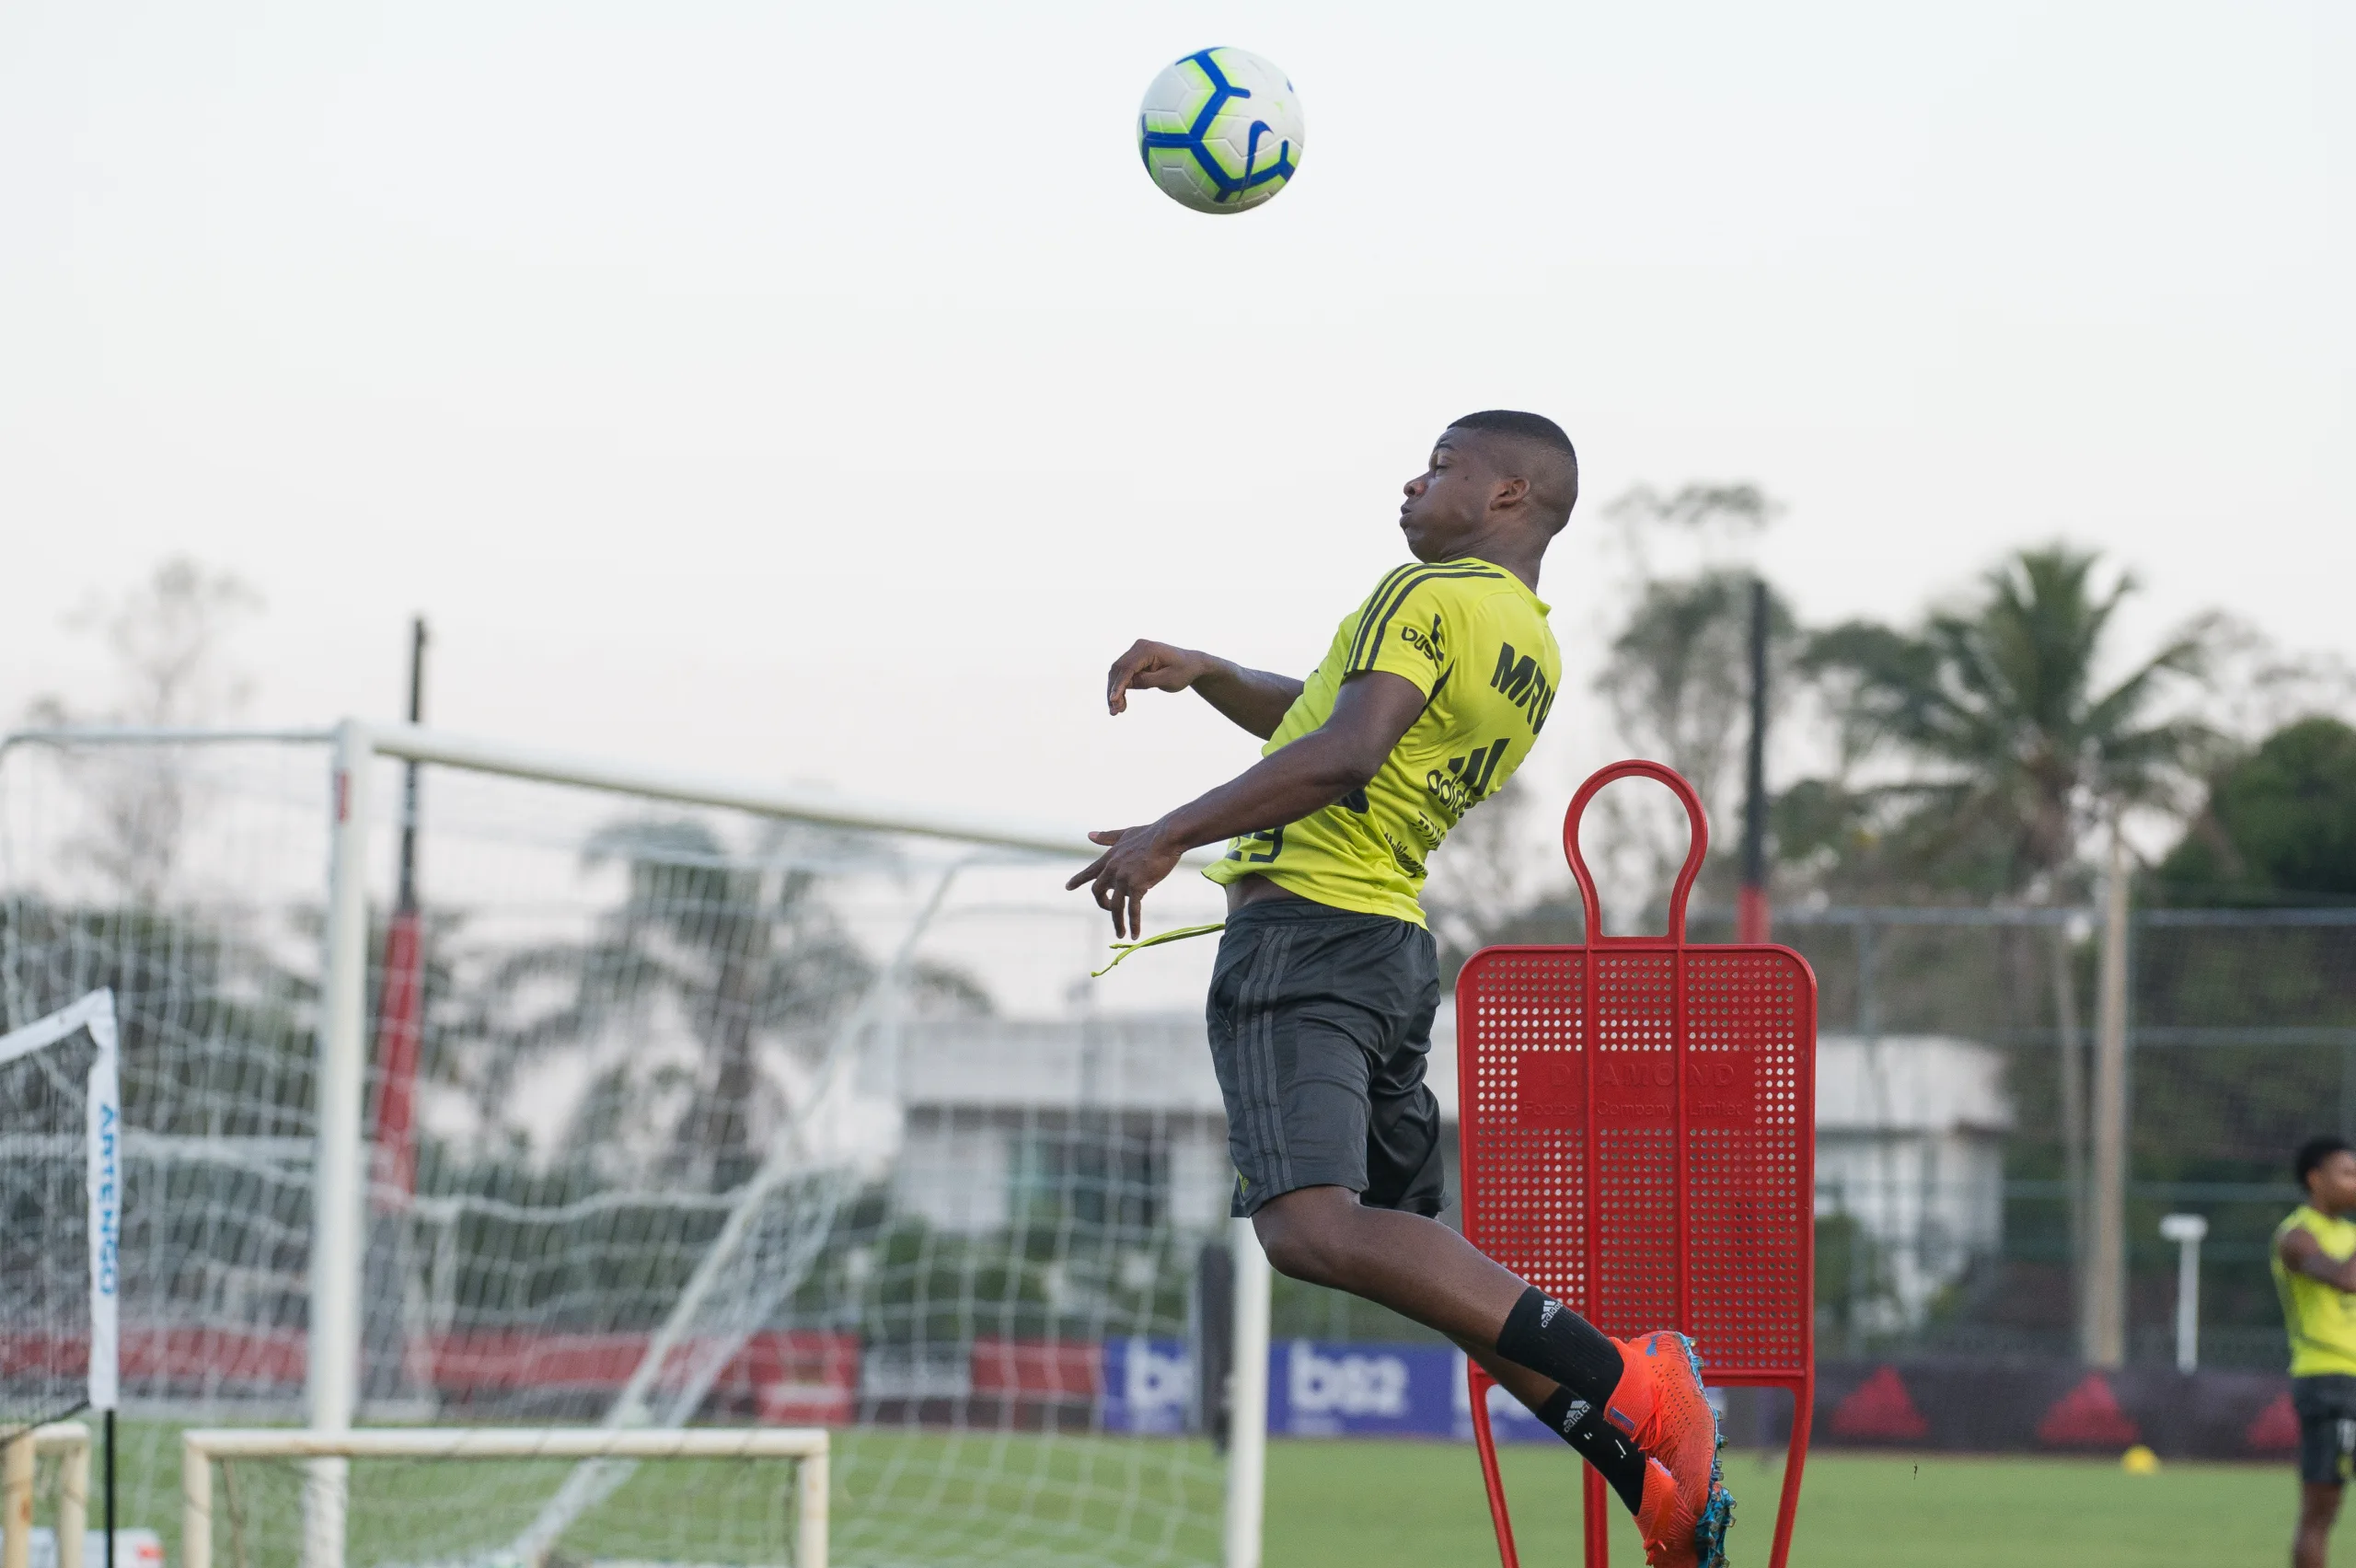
[1226,826,1285,864]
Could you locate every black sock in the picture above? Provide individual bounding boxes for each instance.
[1536,1386,1648,1515]
[1496,1286,1624,1405]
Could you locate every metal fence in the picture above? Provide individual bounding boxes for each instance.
[1276,904,2356,1368]
[1709,904,2356,1367]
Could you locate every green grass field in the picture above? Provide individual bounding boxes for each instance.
[1265,1440,2304,1567]
[93,1422,2312,1567]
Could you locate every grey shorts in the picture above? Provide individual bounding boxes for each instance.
[2296,1376,2356,1485]
[1206,898,1444,1219]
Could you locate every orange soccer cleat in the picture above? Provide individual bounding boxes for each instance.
[1605,1331,1735,1568]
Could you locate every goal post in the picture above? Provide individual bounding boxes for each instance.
[0,987,121,1436]
[2,720,1271,1568]
[1220,1217,1270,1568]
[184,1427,829,1568]
[1,1424,92,1568]
[1,988,119,1568]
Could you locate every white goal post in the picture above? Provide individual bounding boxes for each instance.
[306,719,1106,1449]
[315,721,1270,1568]
[0,988,121,1435]
[0,989,118,1568]
[183,1428,829,1568]
[1,1424,91,1568]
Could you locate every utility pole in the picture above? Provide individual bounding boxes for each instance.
[397,617,425,910]
[1738,577,1772,945]
[373,617,429,1205]
[2052,919,2088,1352]
[363,618,430,1410]
[2084,821,2131,1366]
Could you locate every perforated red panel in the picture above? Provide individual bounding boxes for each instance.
[1458,942,1815,1376]
[1459,762,1818,1568]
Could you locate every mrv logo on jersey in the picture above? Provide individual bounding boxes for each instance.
[1490,642,1555,733]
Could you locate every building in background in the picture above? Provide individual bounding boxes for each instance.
[890,1015,1233,1238]
[1809,1034,2015,1332]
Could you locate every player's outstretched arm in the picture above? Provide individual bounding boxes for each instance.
[1069,670,1424,937]
[2281,1228,2356,1291]
[1105,639,1303,739]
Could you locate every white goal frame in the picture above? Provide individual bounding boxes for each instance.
[1,1424,91,1568]
[3,720,1275,1568]
[0,988,121,1428]
[181,1427,830,1568]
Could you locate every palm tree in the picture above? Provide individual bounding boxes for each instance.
[461,819,987,1192]
[1799,544,2217,898]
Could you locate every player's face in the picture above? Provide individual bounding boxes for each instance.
[1398,434,1498,560]
[2314,1150,2356,1213]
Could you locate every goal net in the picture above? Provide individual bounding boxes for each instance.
[0,727,1242,1568]
[1,990,119,1445]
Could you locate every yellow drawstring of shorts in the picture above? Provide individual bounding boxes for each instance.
[1091,920,1227,977]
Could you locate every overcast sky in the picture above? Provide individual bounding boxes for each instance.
[4,0,2348,842]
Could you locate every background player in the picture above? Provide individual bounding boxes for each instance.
[2278,1136,2356,1568]
[1068,410,1732,1568]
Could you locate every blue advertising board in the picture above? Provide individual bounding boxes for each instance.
[1269,1341,1556,1442]
[1098,1338,1559,1442]
[1101,1337,1193,1435]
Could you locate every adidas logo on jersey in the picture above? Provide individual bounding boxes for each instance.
[1426,739,1510,815]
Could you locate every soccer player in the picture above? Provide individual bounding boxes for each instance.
[1068,410,1731,1568]
[2276,1135,2356,1568]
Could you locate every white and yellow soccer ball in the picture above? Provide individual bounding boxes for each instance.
[1136,48,1304,214]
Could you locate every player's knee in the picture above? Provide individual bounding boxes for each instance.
[1254,1216,1340,1286]
[1253,1196,1357,1287]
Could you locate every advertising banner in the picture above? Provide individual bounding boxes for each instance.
[1098,1338,1565,1440]
[1101,1337,1194,1435]
[1809,1359,2296,1460]
[1265,1341,1558,1442]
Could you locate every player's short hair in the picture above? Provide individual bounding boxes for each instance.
[1446,409,1580,530]
[2296,1135,2353,1190]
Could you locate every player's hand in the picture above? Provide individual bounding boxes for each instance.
[1065,823,1184,939]
[1105,640,1211,715]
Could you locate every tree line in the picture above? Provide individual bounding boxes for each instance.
[1428,487,2356,963]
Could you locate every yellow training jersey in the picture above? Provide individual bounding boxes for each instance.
[1203,558,1560,925]
[2274,1205,2356,1377]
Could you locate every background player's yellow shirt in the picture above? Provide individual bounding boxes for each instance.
[2274,1205,2356,1377]
[1204,558,1560,925]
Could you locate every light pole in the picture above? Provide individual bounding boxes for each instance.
[2159,1213,2209,1373]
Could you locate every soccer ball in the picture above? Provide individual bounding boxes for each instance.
[1137,48,1304,214]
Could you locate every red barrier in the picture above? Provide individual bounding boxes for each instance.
[969,1337,1103,1401]
[6,1328,860,1412]
[1456,761,1818,1568]
[2,1328,311,1387]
